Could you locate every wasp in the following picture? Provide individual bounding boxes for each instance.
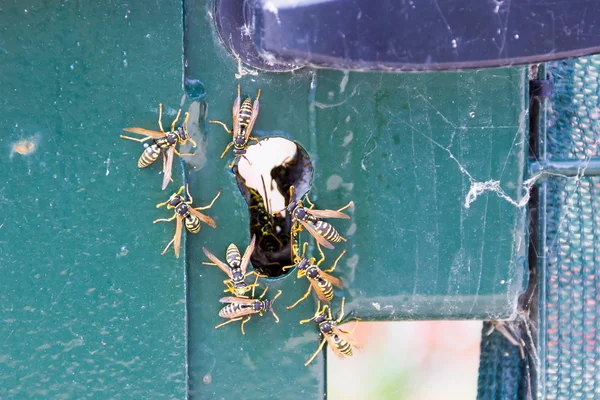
[209,85,261,168]
[216,285,282,335]
[275,186,354,250]
[153,184,221,258]
[285,242,345,309]
[202,235,262,297]
[300,297,361,366]
[121,104,197,190]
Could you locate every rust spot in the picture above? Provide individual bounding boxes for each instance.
[11,136,38,157]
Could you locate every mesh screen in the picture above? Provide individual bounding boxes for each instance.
[547,57,600,160]
[477,323,531,400]
[545,176,600,399]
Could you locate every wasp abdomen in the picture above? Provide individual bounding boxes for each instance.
[314,221,343,243]
[138,143,160,168]
[185,215,201,234]
[238,98,253,130]
[226,244,241,268]
[333,335,353,356]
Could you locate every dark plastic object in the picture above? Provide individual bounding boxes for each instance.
[250,0,600,71]
[213,0,298,71]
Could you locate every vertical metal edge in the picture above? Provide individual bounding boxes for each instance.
[180,159,191,399]
[180,1,190,396]
[535,63,548,400]
[536,181,547,400]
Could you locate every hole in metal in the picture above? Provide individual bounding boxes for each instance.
[234,137,313,277]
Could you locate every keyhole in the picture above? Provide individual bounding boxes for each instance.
[234,137,313,277]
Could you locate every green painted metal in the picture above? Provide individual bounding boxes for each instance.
[0,1,188,398]
[184,1,529,398]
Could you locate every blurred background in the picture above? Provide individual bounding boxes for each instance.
[328,321,482,399]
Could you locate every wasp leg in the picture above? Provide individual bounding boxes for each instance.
[287,285,313,310]
[171,108,182,132]
[324,250,346,273]
[315,242,326,266]
[257,285,269,300]
[220,142,234,159]
[335,297,346,323]
[296,268,307,280]
[182,113,195,148]
[282,263,296,271]
[153,214,177,223]
[348,319,360,334]
[241,155,252,166]
[271,309,280,323]
[240,316,252,335]
[228,158,238,169]
[160,236,176,256]
[195,189,222,211]
[209,120,233,133]
[249,136,261,144]
[250,273,261,298]
[184,184,194,204]
[305,338,327,367]
[174,148,195,157]
[120,135,154,143]
[300,301,321,324]
[158,103,165,133]
[215,317,243,330]
[337,200,354,213]
[305,194,315,209]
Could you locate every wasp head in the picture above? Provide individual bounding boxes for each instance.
[313,309,328,324]
[176,126,188,142]
[297,258,311,271]
[166,193,182,208]
[175,126,197,148]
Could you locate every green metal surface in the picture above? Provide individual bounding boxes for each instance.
[184,1,529,398]
[0,1,187,398]
[0,0,532,397]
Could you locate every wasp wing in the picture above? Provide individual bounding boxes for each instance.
[232,88,241,138]
[332,326,362,349]
[306,209,350,219]
[161,146,174,190]
[123,127,165,138]
[240,234,256,275]
[174,214,183,258]
[203,248,233,279]
[324,333,346,360]
[319,269,343,289]
[244,96,260,140]
[188,208,217,228]
[298,219,334,249]
[307,276,332,303]
[219,296,257,305]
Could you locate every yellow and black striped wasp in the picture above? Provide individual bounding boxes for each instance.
[153,184,221,258]
[215,283,282,335]
[275,186,354,249]
[300,297,361,366]
[202,235,262,297]
[121,104,197,190]
[209,85,261,168]
[285,242,345,309]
